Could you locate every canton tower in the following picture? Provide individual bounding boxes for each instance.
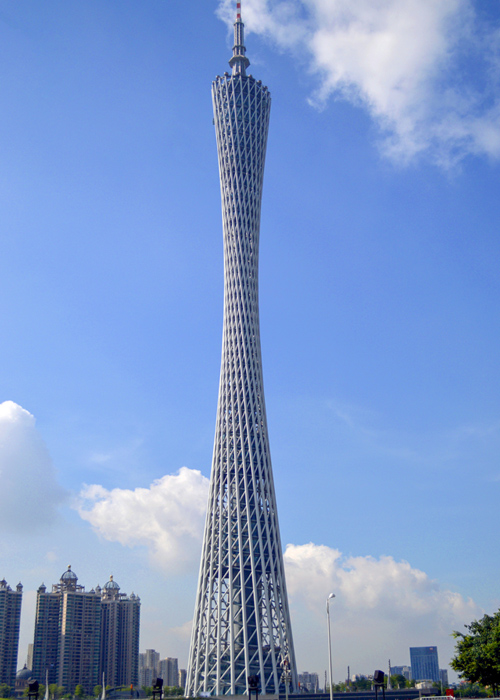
[186,3,297,696]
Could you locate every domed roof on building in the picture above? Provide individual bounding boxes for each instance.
[103,574,120,591]
[60,565,78,582]
[17,665,32,680]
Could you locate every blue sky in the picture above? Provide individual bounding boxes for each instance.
[1,0,499,685]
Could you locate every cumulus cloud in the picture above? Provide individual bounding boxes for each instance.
[284,542,481,674]
[0,401,66,531]
[217,0,500,165]
[77,463,482,672]
[77,467,210,574]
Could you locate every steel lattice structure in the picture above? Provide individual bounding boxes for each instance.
[186,5,297,697]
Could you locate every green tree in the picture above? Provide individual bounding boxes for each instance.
[74,685,85,699]
[352,678,372,691]
[48,684,63,699]
[163,688,183,697]
[391,674,407,689]
[451,610,500,695]
[456,682,489,698]
[93,687,102,698]
[0,683,11,698]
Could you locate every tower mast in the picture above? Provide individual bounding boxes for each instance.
[229,2,250,76]
[186,2,297,695]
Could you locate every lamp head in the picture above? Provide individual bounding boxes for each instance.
[374,670,385,686]
[248,675,260,690]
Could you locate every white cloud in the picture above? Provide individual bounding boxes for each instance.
[76,465,482,673]
[169,618,193,641]
[0,401,66,531]
[77,467,210,574]
[284,543,481,675]
[217,0,500,165]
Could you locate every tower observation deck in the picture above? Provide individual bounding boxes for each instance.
[185,3,297,696]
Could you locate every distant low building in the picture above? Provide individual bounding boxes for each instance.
[15,665,31,696]
[392,666,411,681]
[299,672,319,692]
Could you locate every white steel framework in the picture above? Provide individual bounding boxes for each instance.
[186,6,297,697]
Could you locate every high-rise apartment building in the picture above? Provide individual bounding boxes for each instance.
[32,581,61,686]
[26,643,33,671]
[57,572,101,694]
[410,646,440,682]
[0,579,23,689]
[32,567,139,694]
[32,566,101,693]
[158,658,178,687]
[99,576,140,688]
[139,653,180,689]
[139,649,159,688]
[186,3,297,696]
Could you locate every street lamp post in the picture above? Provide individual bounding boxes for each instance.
[327,593,335,700]
[280,653,291,700]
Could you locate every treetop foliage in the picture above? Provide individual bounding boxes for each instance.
[451,609,500,695]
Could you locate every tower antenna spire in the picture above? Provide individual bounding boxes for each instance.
[229,0,250,75]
